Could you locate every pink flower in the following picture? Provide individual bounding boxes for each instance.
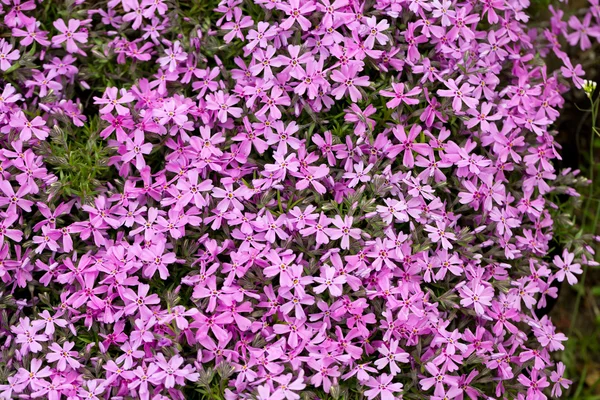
[424,221,457,250]
[380,82,422,108]
[330,64,371,102]
[122,0,146,30]
[313,265,346,297]
[437,78,478,112]
[300,212,331,245]
[343,161,373,188]
[374,339,410,375]
[10,112,48,141]
[365,373,404,400]
[175,169,214,209]
[12,317,48,354]
[273,371,307,400]
[122,130,152,170]
[16,358,52,391]
[153,354,199,388]
[295,164,330,194]
[567,14,600,50]
[0,180,33,213]
[459,282,494,315]
[560,58,585,89]
[32,310,68,335]
[550,362,572,397]
[12,18,51,46]
[0,39,20,71]
[158,40,187,72]
[52,19,88,54]
[553,249,582,285]
[277,0,316,31]
[25,70,63,97]
[46,341,80,371]
[361,16,390,47]
[122,284,161,316]
[326,215,361,250]
[222,8,254,43]
[94,87,135,115]
[517,369,550,400]
[206,90,243,123]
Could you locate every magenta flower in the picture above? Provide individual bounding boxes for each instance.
[94,87,135,115]
[437,78,478,112]
[0,213,23,243]
[122,284,161,316]
[380,83,422,108]
[176,170,214,209]
[560,58,585,89]
[12,19,51,46]
[138,240,177,279]
[420,363,460,396]
[12,317,48,354]
[222,8,254,43]
[273,371,307,400]
[316,0,350,28]
[249,45,283,80]
[52,19,88,54]
[326,215,361,250]
[25,70,63,97]
[157,41,187,72]
[550,362,572,397]
[553,249,582,285]
[306,357,340,393]
[295,164,330,194]
[388,124,430,168]
[567,14,600,50]
[343,162,373,188]
[361,16,390,47]
[0,0,593,398]
[374,339,410,375]
[278,0,315,31]
[424,221,457,250]
[459,282,494,315]
[122,130,152,170]
[517,369,550,400]
[46,341,80,371]
[364,373,404,400]
[16,358,52,391]
[313,265,346,297]
[300,212,331,245]
[154,354,199,388]
[0,180,33,213]
[32,310,68,335]
[330,64,371,102]
[0,39,20,71]
[206,90,243,123]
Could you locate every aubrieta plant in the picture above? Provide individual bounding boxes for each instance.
[0,0,599,399]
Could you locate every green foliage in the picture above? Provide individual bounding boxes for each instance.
[40,116,115,201]
[552,82,600,400]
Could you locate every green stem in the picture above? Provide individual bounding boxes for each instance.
[570,93,600,338]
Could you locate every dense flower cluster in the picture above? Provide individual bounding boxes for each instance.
[0,0,598,399]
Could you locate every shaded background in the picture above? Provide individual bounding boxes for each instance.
[549,2,600,394]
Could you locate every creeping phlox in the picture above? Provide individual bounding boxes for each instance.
[0,0,598,399]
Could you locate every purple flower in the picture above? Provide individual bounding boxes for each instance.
[330,64,371,102]
[52,19,88,54]
[46,341,81,371]
[553,249,582,285]
[437,78,478,112]
[365,373,404,400]
[0,39,20,71]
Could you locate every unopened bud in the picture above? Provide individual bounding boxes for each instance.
[583,79,597,97]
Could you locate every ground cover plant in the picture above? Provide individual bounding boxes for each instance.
[0,0,599,399]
